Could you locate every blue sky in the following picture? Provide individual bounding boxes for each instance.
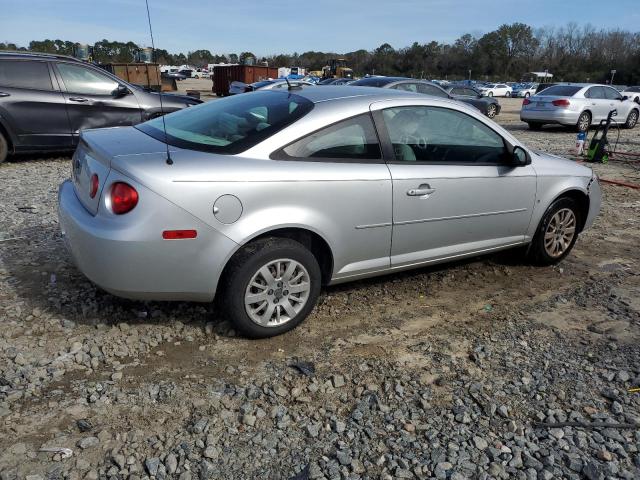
[1,0,639,56]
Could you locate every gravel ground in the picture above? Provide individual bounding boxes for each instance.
[1,97,640,480]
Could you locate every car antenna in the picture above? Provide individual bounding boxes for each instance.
[285,76,301,91]
[145,0,173,165]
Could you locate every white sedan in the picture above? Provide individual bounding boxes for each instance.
[480,83,512,97]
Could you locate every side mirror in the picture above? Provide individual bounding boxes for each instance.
[113,84,129,98]
[512,146,530,166]
[477,94,483,99]
[621,96,627,101]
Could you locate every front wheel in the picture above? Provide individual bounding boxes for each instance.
[505,91,511,97]
[524,92,530,98]
[487,92,493,97]
[486,104,498,118]
[0,131,8,164]
[528,197,581,266]
[624,109,638,129]
[220,237,321,338]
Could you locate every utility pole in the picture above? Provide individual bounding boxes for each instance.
[468,69,471,81]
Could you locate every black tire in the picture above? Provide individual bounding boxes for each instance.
[0,131,7,164]
[486,104,498,119]
[576,111,591,132]
[528,197,581,266]
[505,91,511,97]
[487,92,493,97]
[527,122,543,130]
[220,237,321,338]
[624,109,638,129]
[524,92,530,98]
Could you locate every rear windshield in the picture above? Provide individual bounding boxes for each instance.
[137,91,314,154]
[538,85,581,97]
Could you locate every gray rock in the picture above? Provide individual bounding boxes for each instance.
[473,436,488,450]
[145,457,160,476]
[77,436,99,449]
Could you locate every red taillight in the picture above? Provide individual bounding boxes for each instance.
[522,98,531,106]
[552,99,570,107]
[89,174,99,199]
[162,230,197,240]
[110,182,138,215]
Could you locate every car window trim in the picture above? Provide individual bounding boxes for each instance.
[372,105,512,166]
[269,112,386,164]
[0,58,57,92]
[53,61,123,97]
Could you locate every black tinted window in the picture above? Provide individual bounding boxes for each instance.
[0,60,52,90]
[586,86,605,99]
[603,87,621,100]
[417,84,448,98]
[539,85,581,96]
[138,91,314,154]
[279,114,381,161]
[382,106,506,164]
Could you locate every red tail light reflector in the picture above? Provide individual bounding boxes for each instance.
[110,182,138,214]
[162,230,198,240]
[552,99,570,107]
[522,98,531,106]
[89,174,99,198]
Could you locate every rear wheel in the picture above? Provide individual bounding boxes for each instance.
[527,122,543,130]
[486,103,498,118]
[529,197,581,266]
[220,237,321,338]
[624,109,638,129]
[505,91,511,97]
[524,92,530,98]
[0,131,8,164]
[487,91,493,97]
[576,111,591,132]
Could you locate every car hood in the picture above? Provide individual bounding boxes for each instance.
[531,150,593,177]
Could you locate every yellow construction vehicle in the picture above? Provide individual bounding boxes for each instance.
[322,58,354,79]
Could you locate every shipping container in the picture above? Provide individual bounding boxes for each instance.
[212,65,279,96]
[102,63,163,91]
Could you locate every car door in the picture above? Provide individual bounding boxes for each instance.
[0,58,71,149]
[371,100,536,267]
[53,61,142,141]
[270,112,393,279]
[584,86,609,122]
[603,86,625,119]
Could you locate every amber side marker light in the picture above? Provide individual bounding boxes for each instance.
[162,230,198,240]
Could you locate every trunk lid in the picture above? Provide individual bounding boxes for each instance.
[72,126,168,215]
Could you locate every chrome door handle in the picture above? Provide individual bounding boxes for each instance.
[0,92,9,97]
[407,184,436,197]
[69,97,88,102]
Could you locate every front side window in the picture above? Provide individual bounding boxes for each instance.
[382,106,506,164]
[0,60,52,91]
[138,91,314,154]
[278,114,381,161]
[57,63,119,95]
[603,87,621,100]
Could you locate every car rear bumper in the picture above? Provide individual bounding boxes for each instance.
[520,108,579,125]
[58,179,237,302]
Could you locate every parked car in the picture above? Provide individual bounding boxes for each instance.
[621,86,640,104]
[351,77,499,118]
[444,85,501,118]
[0,52,202,163]
[521,83,639,131]
[58,86,601,338]
[478,83,512,97]
[511,83,538,98]
[229,79,314,94]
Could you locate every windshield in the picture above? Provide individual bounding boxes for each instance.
[136,91,314,154]
[538,85,581,97]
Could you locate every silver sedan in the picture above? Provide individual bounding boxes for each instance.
[58,86,601,337]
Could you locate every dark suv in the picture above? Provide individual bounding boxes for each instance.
[0,52,202,163]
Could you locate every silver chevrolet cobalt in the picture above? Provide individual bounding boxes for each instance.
[58,86,601,337]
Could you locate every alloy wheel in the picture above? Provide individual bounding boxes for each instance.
[544,208,576,258]
[627,110,638,128]
[578,113,590,132]
[244,258,311,327]
[487,104,497,118]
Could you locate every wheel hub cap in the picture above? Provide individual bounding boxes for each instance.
[544,208,576,258]
[244,258,311,327]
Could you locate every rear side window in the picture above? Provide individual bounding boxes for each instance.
[585,86,605,99]
[277,114,381,161]
[417,83,448,98]
[540,85,581,96]
[137,91,314,154]
[0,60,52,91]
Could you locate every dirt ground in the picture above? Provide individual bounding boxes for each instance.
[0,89,639,480]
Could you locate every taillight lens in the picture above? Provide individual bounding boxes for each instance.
[522,98,531,106]
[89,174,99,198]
[552,99,570,107]
[110,182,138,214]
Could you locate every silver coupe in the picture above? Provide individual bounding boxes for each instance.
[58,86,601,337]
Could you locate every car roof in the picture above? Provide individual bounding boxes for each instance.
[283,85,422,103]
[0,51,83,62]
